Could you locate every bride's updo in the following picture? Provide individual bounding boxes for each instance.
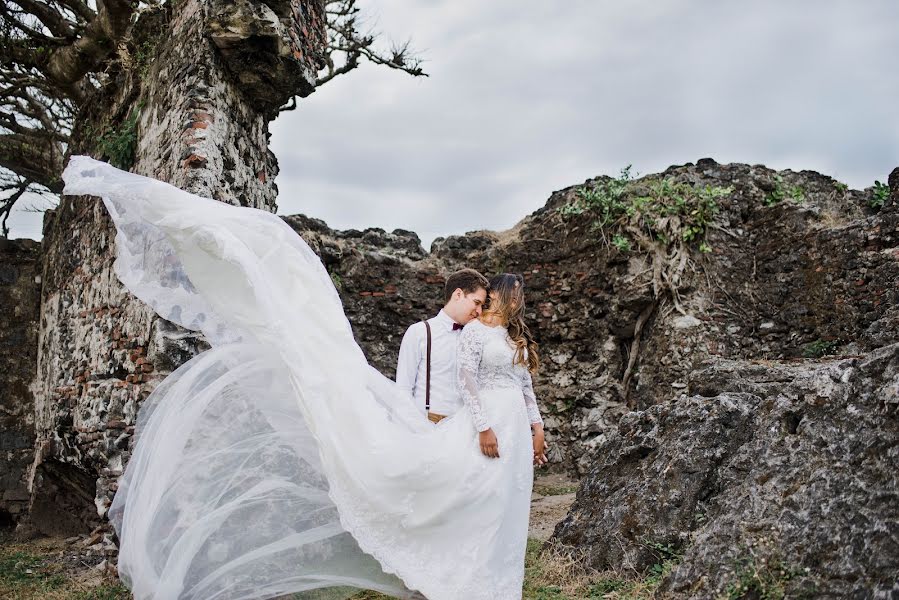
[484,273,539,374]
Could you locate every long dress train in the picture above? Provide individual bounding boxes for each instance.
[61,155,542,600]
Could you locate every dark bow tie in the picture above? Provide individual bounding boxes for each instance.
[453,322,464,331]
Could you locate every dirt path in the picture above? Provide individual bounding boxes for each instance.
[529,472,580,542]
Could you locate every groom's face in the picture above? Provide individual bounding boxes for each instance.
[452,287,487,325]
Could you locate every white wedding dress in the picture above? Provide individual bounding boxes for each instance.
[61,156,544,600]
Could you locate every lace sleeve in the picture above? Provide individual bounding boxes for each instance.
[521,368,544,426]
[457,323,490,432]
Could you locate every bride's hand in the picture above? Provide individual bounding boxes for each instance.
[479,429,500,458]
[532,426,548,467]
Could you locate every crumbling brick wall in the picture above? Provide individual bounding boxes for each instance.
[26,0,326,535]
[0,239,41,525]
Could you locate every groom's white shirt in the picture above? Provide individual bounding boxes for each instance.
[396,309,464,417]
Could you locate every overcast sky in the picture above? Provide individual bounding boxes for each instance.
[8,0,898,245]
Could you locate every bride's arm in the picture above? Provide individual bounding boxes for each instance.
[521,370,544,427]
[457,324,500,458]
[457,324,489,432]
[521,369,548,466]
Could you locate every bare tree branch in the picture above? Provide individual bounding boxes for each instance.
[0,133,65,192]
[44,0,137,86]
[0,0,132,226]
[281,0,427,109]
[53,0,96,25]
[0,177,30,238]
[11,0,77,39]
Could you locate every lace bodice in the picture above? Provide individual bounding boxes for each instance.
[457,319,544,432]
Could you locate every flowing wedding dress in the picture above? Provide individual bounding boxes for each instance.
[60,155,543,600]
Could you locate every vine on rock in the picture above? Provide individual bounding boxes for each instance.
[558,167,734,395]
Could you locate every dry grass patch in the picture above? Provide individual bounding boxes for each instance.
[524,539,678,600]
[0,534,130,600]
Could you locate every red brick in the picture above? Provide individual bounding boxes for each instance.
[192,110,214,122]
[182,154,208,169]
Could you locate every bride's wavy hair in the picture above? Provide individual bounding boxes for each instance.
[485,273,539,374]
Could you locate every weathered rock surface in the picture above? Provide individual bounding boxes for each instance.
[290,161,898,476]
[0,239,41,525]
[286,162,899,595]
[552,343,899,598]
[23,0,327,535]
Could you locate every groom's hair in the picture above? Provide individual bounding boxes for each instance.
[444,269,489,303]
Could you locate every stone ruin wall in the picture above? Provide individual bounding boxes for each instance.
[0,240,41,525]
[299,162,893,457]
[23,0,326,537]
[287,161,898,474]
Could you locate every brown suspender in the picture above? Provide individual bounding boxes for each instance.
[422,319,432,412]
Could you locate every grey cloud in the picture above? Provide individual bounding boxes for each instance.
[9,0,896,244]
[271,0,899,249]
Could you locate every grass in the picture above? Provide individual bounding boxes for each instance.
[0,539,129,600]
[0,551,68,598]
[1,535,677,600]
[73,585,132,600]
[723,554,804,600]
[524,539,680,600]
[802,339,840,358]
[0,549,129,600]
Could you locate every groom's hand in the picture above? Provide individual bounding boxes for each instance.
[479,429,500,458]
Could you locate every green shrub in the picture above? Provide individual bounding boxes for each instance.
[558,167,732,255]
[802,339,839,358]
[871,181,890,209]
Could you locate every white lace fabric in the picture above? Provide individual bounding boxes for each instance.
[457,320,544,432]
[62,156,538,600]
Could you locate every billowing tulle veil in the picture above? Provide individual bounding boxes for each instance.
[61,156,515,600]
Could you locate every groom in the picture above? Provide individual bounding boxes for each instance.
[396,268,489,423]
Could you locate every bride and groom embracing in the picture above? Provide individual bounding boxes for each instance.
[396,268,548,467]
[61,155,551,600]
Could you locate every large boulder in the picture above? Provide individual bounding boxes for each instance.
[552,343,899,598]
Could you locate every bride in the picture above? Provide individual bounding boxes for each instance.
[61,155,548,600]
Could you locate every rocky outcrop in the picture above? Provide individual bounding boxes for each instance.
[548,166,899,597]
[206,0,326,115]
[292,161,896,475]
[0,239,41,526]
[552,343,899,598]
[287,162,899,595]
